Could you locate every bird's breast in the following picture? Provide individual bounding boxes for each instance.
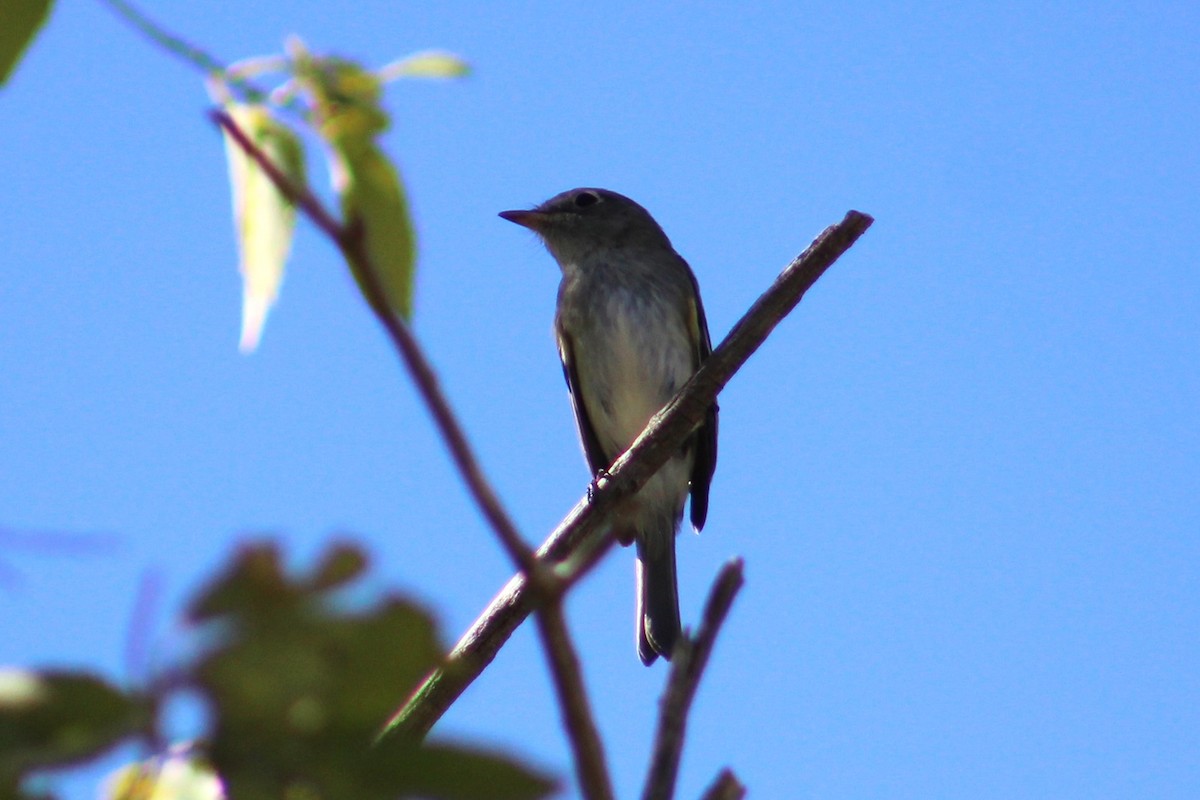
[573,286,694,456]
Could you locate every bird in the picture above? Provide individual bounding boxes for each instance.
[500,188,718,664]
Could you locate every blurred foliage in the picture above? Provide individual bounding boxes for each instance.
[1,542,556,800]
[0,670,148,799]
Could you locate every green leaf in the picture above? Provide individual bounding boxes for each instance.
[221,103,305,353]
[290,42,389,143]
[308,541,368,591]
[0,0,53,87]
[333,143,417,320]
[0,670,145,778]
[378,50,470,82]
[373,740,557,800]
[287,45,418,321]
[185,541,292,623]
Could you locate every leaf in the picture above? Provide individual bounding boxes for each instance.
[373,740,557,800]
[290,42,388,143]
[185,541,292,624]
[378,50,470,82]
[287,45,418,321]
[221,104,305,353]
[308,541,368,591]
[0,0,53,87]
[333,142,417,320]
[0,670,145,777]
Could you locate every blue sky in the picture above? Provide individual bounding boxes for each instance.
[3,1,1198,797]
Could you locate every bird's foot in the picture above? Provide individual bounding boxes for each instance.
[587,468,613,502]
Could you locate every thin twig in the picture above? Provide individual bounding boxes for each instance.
[699,769,746,800]
[101,0,227,74]
[535,602,615,800]
[101,0,278,104]
[642,560,745,800]
[383,209,873,740]
[211,110,549,588]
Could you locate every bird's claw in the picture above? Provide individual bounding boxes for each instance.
[587,468,613,502]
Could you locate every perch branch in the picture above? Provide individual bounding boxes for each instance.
[385,208,874,739]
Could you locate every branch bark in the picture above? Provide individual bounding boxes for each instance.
[536,603,615,800]
[642,559,745,800]
[385,209,874,740]
[699,769,746,800]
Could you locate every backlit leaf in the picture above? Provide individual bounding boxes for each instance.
[332,142,416,320]
[221,104,306,353]
[378,51,470,82]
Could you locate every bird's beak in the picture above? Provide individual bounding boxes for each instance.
[498,209,548,231]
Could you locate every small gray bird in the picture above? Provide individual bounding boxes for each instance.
[500,188,718,664]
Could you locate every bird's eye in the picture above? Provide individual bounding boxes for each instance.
[573,191,600,208]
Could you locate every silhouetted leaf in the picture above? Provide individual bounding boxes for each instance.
[373,739,557,800]
[221,104,305,353]
[309,541,368,591]
[187,541,455,799]
[0,670,144,778]
[0,0,53,87]
[186,542,291,623]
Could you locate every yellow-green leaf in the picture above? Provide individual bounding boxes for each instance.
[378,50,470,82]
[0,0,53,87]
[221,104,305,353]
[291,44,389,143]
[332,143,416,320]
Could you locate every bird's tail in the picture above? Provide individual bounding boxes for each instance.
[636,533,681,665]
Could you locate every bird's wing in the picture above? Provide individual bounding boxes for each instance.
[556,326,611,476]
[683,261,719,532]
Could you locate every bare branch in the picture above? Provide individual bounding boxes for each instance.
[699,769,746,800]
[642,559,745,800]
[385,210,874,740]
[535,603,615,800]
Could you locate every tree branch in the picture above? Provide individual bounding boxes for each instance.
[536,603,615,800]
[385,209,874,740]
[642,559,744,800]
[699,769,746,800]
